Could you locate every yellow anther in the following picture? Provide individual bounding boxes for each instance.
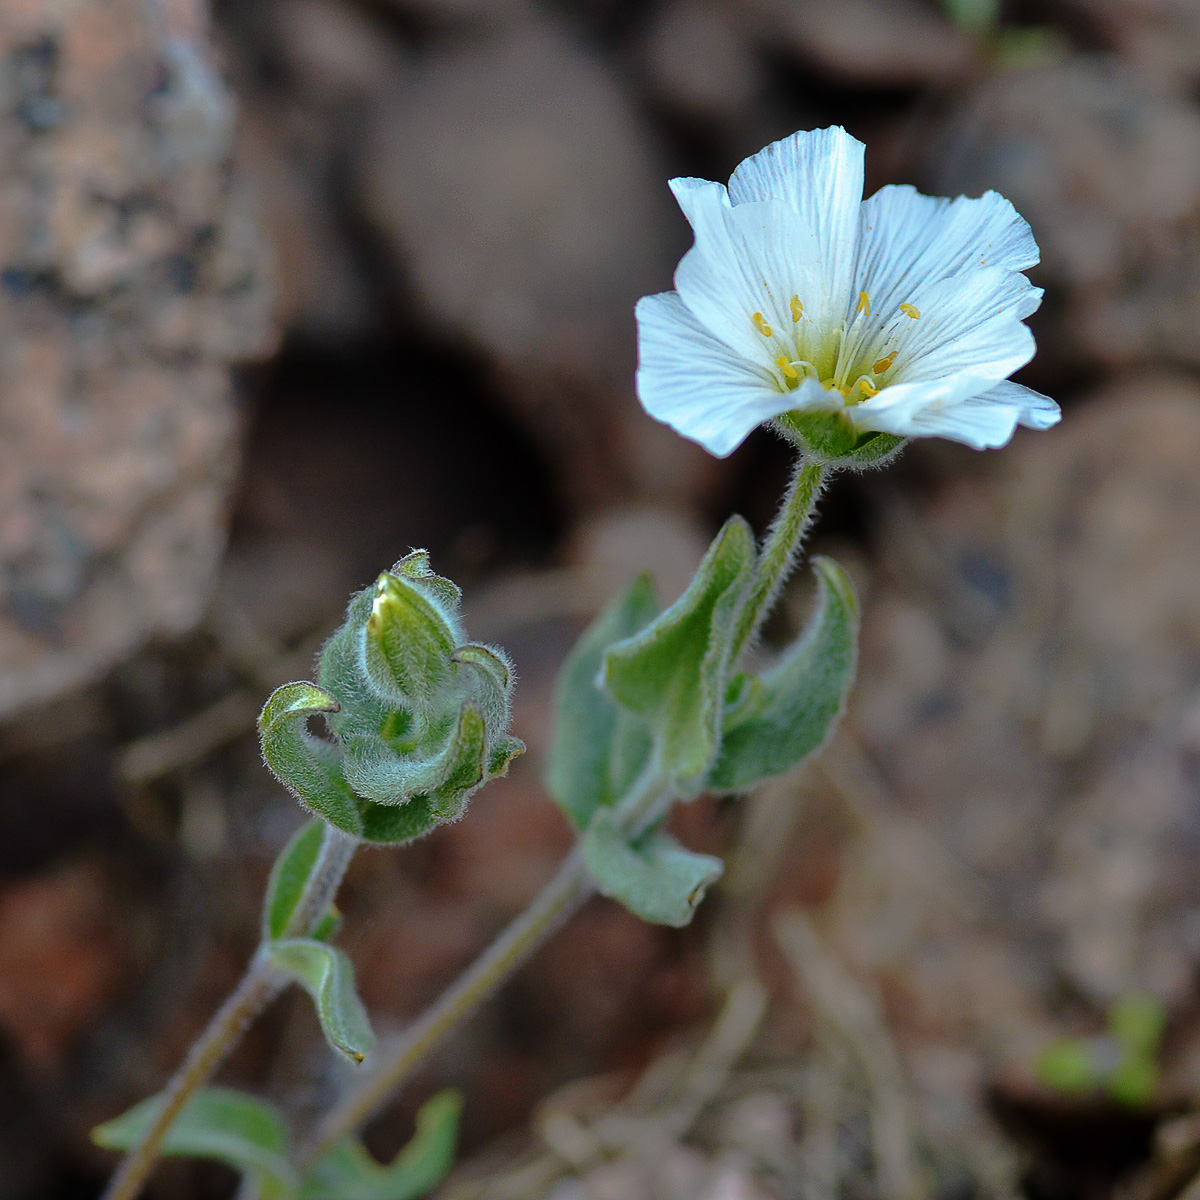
[899,302,921,319]
[776,354,798,381]
[858,291,871,317]
[752,311,772,337]
[859,377,878,397]
[790,294,804,322]
[872,350,898,375]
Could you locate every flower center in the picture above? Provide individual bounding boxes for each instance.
[754,294,922,403]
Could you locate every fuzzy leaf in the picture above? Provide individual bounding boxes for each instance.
[259,682,363,836]
[93,1087,297,1199]
[263,819,327,941]
[708,557,857,792]
[546,575,658,829]
[357,796,440,845]
[583,807,723,927]
[301,1090,462,1200]
[268,939,374,1064]
[361,572,459,711]
[601,518,755,789]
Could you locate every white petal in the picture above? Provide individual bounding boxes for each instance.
[669,179,826,366]
[853,185,1039,324]
[635,291,798,457]
[850,381,1022,448]
[977,379,1062,430]
[890,267,1041,384]
[727,127,863,332]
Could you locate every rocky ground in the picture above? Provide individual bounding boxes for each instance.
[6,0,1200,1197]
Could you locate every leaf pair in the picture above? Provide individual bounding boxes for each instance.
[93,1088,461,1200]
[547,524,858,928]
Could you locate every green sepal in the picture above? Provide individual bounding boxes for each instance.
[601,518,755,790]
[92,1087,297,1200]
[358,796,439,845]
[263,819,326,941]
[300,1089,462,1200]
[360,572,460,712]
[391,550,463,611]
[310,904,342,943]
[776,410,906,469]
[546,575,658,830]
[582,807,724,927]
[708,556,858,792]
[259,682,363,836]
[267,939,375,1064]
[488,735,526,778]
[427,703,487,821]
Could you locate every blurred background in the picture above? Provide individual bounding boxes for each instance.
[4,0,1200,1196]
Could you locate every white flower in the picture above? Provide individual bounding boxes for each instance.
[635,126,1060,458]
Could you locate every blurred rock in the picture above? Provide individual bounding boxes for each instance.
[751,0,975,87]
[355,16,710,508]
[1063,0,1200,92]
[0,858,128,1070]
[928,56,1200,375]
[853,376,1200,1009]
[639,0,762,128]
[0,0,275,719]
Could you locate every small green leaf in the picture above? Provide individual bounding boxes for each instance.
[1036,1039,1100,1096]
[427,703,487,820]
[301,1089,462,1200]
[583,807,723,927]
[488,735,526,779]
[357,796,440,845]
[546,574,658,830]
[310,904,342,943]
[93,1087,297,1199]
[391,550,463,611]
[263,819,327,941]
[259,682,363,836]
[268,939,375,1064]
[361,573,460,711]
[602,518,755,789]
[708,557,857,792]
[1108,992,1166,1057]
[938,0,1000,34]
[1107,1052,1158,1109]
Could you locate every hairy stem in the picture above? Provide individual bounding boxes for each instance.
[299,842,595,1168]
[731,457,827,661]
[101,825,358,1200]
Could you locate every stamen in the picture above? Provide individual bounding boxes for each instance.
[859,377,878,397]
[899,302,921,319]
[790,295,803,322]
[776,355,798,381]
[752,312,772,337]
[859,291,871,317]
[872,350,898,375]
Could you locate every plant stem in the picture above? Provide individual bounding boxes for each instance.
[730,456,827,661]
[101,824,358,1200]
[299,843,595,1168]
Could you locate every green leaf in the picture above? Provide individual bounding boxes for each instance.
[488,734,526,779]
[301,1089,462,1200]
[582,807,723,927]
[1108,993,1166,1057]
[546,574,658,830]
[263,819,326,941]
[1036,1039,1100,1096]
[357,796,440,845]
[938,0,1000,34]
[708,557,857,792]
[361,572,460,711]
[427,703,488,820]
[602,519,755,789]
[268,939,375,1064]
[93,1087,297,1200]
[259,682,363,837]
